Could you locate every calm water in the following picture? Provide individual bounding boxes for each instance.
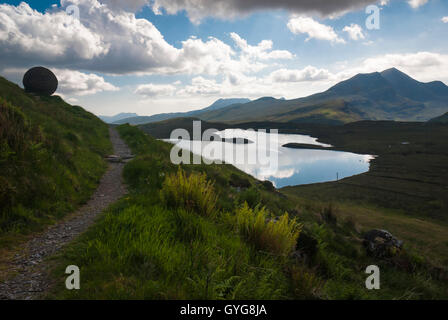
[165,129,374,188]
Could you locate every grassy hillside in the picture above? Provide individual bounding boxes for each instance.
[0,76,112,246]
[47,125,448,299]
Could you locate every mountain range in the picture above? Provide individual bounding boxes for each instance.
[112,68,448,126]
[195,68,448,124]
[112,98,250,125]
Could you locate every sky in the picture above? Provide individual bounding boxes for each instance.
[0,0,447,116]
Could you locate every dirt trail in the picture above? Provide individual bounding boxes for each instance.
[0,127,131,300]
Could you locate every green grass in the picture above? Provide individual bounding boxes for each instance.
[0,76,112,247]
[47,124,448,299]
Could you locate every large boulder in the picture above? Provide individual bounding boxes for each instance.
[23,66,58,96]
[363,229,403,258]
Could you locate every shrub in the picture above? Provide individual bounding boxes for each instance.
[229,173,251,188]
[289,265,322,299]
[161,167,218,217]
[321,203,337,225]
[235,202,302,256]
[237,186,261,208]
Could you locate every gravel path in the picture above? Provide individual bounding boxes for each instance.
[0,127,132,300]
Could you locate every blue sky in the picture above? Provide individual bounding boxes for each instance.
[0,0,447,116]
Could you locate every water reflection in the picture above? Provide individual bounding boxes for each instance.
[165,129,374,188]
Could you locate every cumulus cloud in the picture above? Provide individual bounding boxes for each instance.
[230,33,293,60]
[54,69,119,96]
[178,77,222,95]
[408,0,429,9]
[150,0,378,24]
[135,83,177,97]
[98,0,149,12]
[0,2,108,66]
[172,65,336,100]
[343,24,365,40]
[442,17,448,23]
[270,66,332,82]
[0,1,292,78]
[287,16,346,43]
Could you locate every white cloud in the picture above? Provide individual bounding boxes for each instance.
[408,0,429,9]
[0,1,292,78]
[99,0,149,12]
[343,24,365,40]
[178,77,222,95]
[172,65,337,100]
[270,66,332,83]
[230,32,294,60]
[287,16,346,44]
[0,2,108,65]
[135,83,177,97]
[150,0,378,24]
[54,69,119,96]
[442,16,448,23]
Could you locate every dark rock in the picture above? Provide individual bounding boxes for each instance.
[261,180,276,191]
[363,229,403,258]
[23,66,58,96]
[105,154,122,163]
[296,230,318,259]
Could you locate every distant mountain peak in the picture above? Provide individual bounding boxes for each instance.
[381,67,414,81]
[381,67,401,73]
[255,97,277,102]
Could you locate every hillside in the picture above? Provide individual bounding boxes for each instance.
[429,112,448,123]
[0,76,112,243]
[195,68,448,124]
[46,124,448,299]
[113,98,250,125]
[138,117,229,139]
[100,113,138,124]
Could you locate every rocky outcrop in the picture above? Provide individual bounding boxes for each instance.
[363,229,403,258]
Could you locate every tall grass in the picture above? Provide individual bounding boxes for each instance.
[161,167,218,217]
[235,202,302,256]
